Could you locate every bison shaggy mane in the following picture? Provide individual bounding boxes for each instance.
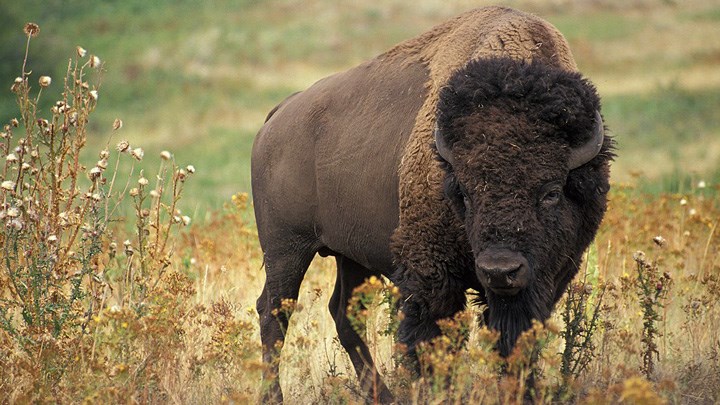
[437,57,602,150]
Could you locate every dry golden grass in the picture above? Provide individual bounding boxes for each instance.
[175,184,719,404]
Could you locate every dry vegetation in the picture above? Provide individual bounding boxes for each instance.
[1,1,720,403]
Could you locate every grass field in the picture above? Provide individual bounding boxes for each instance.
[3,0,720,210]
[1,0,720,403]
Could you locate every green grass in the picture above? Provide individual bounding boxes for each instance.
[681,5,720,22]
[605,85,720,146]
[2,0,720,219]
[603,85,720,183]
[171,127,256,213]
[548,12,642,43]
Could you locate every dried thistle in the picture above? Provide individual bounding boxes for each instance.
[116,140,130,152]
[10,77,23,93]
[90,55,101,68]
[1,180,15,191]
[38,76,52,87]
[23,22,40,37]
[633,251,672,379]
[89,167,102,180]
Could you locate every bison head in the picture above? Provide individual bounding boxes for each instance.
[434,57,612,356]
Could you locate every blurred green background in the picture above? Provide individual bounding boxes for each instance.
[2,0,719,220]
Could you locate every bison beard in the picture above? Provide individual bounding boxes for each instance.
[486,289,551,357]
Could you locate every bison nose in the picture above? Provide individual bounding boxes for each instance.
[475,249,530,296]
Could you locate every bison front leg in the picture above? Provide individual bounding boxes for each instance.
[395,267,468,375]
[330,256,394,403]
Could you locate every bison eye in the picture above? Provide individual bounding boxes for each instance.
[540,184,563,207]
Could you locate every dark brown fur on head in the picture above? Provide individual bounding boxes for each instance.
[437,57,602,149]
[434,57,613,356]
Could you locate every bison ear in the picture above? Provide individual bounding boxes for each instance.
[434,124,456,166]
[568,111,604,170]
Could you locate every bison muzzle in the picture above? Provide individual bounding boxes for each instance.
[251,6,613,403]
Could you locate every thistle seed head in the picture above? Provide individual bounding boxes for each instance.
[1,180,15,191]
[89,167,102,180]
[116,140,131,153]
[24,23,40,37]
[90,55,101,68]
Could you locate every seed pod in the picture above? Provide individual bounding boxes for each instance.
[131,148,144,161]
[89,167,102,180]
[116,140,130,153]
[24,23,40,37]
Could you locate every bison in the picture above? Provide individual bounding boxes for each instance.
[251,6,613,403]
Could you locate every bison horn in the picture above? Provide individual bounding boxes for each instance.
[434,124,456,166]
[568,111,604,170]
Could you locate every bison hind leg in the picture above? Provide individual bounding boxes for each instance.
[330,256,394,404]
[257,242,316,403]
